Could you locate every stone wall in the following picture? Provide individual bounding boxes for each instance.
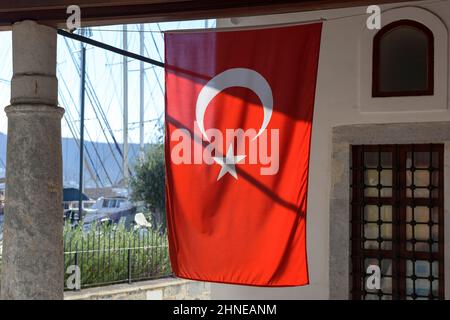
[64,277,210,300]
[328,122,450,299]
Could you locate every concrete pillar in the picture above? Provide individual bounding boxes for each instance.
[0,20,64,300]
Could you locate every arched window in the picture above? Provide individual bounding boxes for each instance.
[372,20,434,97]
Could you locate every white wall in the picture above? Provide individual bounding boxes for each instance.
[212,0,450,299]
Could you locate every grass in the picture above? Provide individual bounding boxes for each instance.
[2,219,172,289]
[63,220,172,289]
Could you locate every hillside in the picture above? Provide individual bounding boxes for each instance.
[0,132,143,187]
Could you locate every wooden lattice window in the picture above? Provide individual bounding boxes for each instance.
[351,144,444,300]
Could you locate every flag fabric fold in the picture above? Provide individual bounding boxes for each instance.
[165,23,322,286]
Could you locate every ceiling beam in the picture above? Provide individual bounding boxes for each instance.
[0,0,422,29]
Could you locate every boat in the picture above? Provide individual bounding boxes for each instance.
[62,187,95,221]
[63,199,96,221]
[82,196,137,229]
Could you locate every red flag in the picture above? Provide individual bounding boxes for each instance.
[165,23,322,286]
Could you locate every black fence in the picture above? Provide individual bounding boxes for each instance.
[63,225,172,289]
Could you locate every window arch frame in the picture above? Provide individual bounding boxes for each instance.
[372,19,434,97]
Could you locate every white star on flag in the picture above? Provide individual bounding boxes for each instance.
[213,145,246,181]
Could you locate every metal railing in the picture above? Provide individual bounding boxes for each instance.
[63,226,172,289]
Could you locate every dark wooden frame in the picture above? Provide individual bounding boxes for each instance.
[0,0,427,29]
[351,144,445,300]
[372,20,434,97]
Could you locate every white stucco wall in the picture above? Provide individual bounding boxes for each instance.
[212,0,450,300]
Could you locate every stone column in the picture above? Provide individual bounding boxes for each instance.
[0,20,64,300]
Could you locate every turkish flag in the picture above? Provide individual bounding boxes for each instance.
[165,23,322,286]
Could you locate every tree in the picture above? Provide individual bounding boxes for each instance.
[130,144,166,229]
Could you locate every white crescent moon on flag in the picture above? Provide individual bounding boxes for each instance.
[195,68,273,141]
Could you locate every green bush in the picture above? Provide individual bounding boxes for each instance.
[63,220,171,289]
[130,144,166,229]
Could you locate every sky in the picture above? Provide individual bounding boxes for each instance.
[0,19,215,144]
[0,19,215,179]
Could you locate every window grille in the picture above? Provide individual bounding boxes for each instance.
[351,144,444,300]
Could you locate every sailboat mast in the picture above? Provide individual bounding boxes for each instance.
[78,33,87,218]
[122,24,129,186]
[139,24,145,157]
